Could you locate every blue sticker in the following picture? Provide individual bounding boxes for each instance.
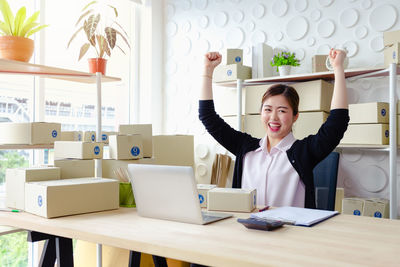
[235,56,241,63]
[199,194,204,204]
[78,134,82,141]
[393,51,396,59]
[91,134,95,141]
[385,130,389,138]
[51,130,57,138]
[38,195,43,207]
[374,211,382,218]
[102,134,107,141]
[353,209,361,216]
[381,108,386,117]
[131,146,140,156]
[94,146,100,155]
[253,194,256,206]
[227,70,232,76]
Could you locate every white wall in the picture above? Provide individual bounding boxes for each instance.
[163,0,400,215]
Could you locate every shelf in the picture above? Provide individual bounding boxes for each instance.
[337,144,390,151]
[0,144,53,150]
[0,59,121,83]
[215,67,387,87]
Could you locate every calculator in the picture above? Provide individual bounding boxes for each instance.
[237,217,284,231]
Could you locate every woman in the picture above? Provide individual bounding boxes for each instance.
[199,49,349,208]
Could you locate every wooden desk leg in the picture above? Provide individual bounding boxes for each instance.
[129,251,141,267]
[152,255,167,267]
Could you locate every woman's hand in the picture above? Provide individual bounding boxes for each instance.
[328,48,346,70]
[204,52,222,73]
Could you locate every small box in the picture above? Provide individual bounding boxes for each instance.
[100,131,117,144]
[0,122,61,145]
[109,135,143,160]
[342,197,365,216]
[60,131,83,141]
[293,111,329,140]
[384,42,400,67]
[83,131,96,142]
[223,49,243,65]
[244,115,264,138]
[207,188,256,212]
[6,167,60,210]
[244,85,270,115]
[292,80,334,112]
[213,64,252,83]
[341,124,389,145]
[197,184,217,208]
[24,177,119,218]
[363,198,389,218]
[153,135,194,167]
[53,159,94,179]
[214,87,245,116]
[252,43,273,79]
[54,141,104,159]
[383,30,400,46]
[118,124,153,157]
[335,188,344,213]
[349,102,389,124]
[312,55,329,73]
[101,158,156,179]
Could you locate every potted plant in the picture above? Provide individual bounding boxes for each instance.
[0,0,48,62]
[270,51,300,76]
[67,1,130,75]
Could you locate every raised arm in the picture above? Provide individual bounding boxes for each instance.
[201,52,222,100]
[329,48,348,110]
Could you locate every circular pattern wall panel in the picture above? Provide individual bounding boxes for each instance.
[316,44,330,54]
[311,9,321,21]
[317,19,335,38]
[339,8,359,28]
[251,30,267,43]
[233,10,244,23]
[307,37,316,46]
[214,11,228,27]
[181,0,191,11]
[369,4,397,32]
[272,0,288,17]
[274,31,283,41]
[166,4,175,19]
[354,26,368,39]
[370,36,384,52]
[361,0,372,9]
[195,144,209,159]
[343,41,358,57]
[252,3,266,19]
[286,16,309,40]
[198,16,209,28]
[319,0,333,7]
[246,21,255,32]
[166,21,178,37]
[226,27,245,47]
[295,0,308,12]
[194,0,208,10]
[359,165,387,193]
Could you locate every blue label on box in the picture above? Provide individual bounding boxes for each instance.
[91,134,95,141]
[38,195,43,207]
[94,146,100,155]
[227,70,232,76]
[235,56,241,63]
[374,211,382,218]
[199,194,204,204]
[385,130,389,138]
[131,146,140,156]
[353,209,361,216]
[381,108,386,116]
[254,194,256,206]
[393,51,396,59]
[102,134,107,141]
[78,134,82,141]
[52,130,57,138]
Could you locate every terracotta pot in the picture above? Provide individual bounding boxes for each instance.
[88,58,107,75]
[0,36,34,62]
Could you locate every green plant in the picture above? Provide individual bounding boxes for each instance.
[67,1,130,61]
[0,0,48,38]
[270,51,300,72]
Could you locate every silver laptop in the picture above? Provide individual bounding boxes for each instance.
[127,164,232,225]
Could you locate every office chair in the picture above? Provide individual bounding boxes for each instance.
[313,152,340,211]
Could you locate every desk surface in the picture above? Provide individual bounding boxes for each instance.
[0,208,399,266]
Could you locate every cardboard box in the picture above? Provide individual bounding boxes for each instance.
[223,49,243,65]
[293,111,329,140]
[342,197,365,216]
[213,64,252,83]
[24,177,119,218]
[53,159,94,179]
[341,124,389,145]
[244,115,264,138]
[0,122,61,145]
[118,124,152,158]
[292,80,334,112]
[335,188,344,213]
[153,135,194,167]
[60,131,83,141]
[349,102,389,124]
[6,167,60,210]
[101,158,156,179]
[384,42,400,67]
[207,188,256,212]
[252,43,273,79]
[244,84,270,115]
[214,87,245,116]
[197,184,217,208]
[312,55,329,73]
[101,131,117,144]
[109,135,143,160]
[383,29,400,46]
[54,141,104,159]
[83,131,96,142]
[363,198,389,218]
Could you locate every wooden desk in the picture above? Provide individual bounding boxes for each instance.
[0,208,399,266]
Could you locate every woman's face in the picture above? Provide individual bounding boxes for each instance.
[260,94,298,142]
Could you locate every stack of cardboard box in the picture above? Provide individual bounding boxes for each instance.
[342,197,389,218]
[213,49,251,83]
[384,29,400,67]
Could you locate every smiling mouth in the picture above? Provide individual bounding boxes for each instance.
[268,123,281,132]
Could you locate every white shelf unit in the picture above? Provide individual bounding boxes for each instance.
[217,65,398,219]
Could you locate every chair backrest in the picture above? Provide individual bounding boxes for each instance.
[313,152,339,211]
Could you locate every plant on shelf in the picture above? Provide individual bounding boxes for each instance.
[270,51,300,76]
[67,0,131,75]
[0,0,48,62]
